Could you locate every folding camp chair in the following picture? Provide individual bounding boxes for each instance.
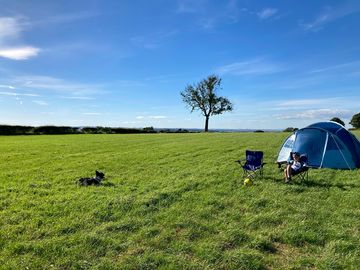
[236,150,266,180]
[286,152,309,182]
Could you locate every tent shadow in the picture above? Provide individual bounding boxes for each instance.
[293,179,360,190]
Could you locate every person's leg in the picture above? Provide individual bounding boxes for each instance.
[285,165,292,182]
[284,165,290,181]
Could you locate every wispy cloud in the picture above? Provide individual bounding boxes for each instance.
[33,100,48,106]
[12,75,102,95]
[82,112,102,115]
[216,58,283,76]
[277,109,354,120]
[0,91,39,97]
[136,115,167,120]
[113,80,147,88]
[131,30,178,49]
[257,8,278,20]
[0,18,17,43]
[302,3,360,32]
[34,11,99,25]
[273,97,357,110]
[268,97,359,124]
[277,99,325,107]
[350,71,360,77]
[0,84,15,89]
[309,60,360,74]
[177,0,207,13]
[0,17,27,44]
[45,42,124,59]
[0,17,40,60]
[121,121,139,125]
[60,96,95,100]
[0,12,97,60]
[177,0,242,30]
[149,115,167,119]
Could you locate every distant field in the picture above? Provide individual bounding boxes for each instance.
[1,132,359,269]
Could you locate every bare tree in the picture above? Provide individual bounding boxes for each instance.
[181,75,233,132]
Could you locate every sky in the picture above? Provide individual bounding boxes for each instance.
[0,0,359,130]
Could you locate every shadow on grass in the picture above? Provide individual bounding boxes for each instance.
[266,173,360,190]
[101,182,116,187]
[294,179,360,190]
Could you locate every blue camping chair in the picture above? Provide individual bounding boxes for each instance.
[236,150,266,180]
[286,152,309,182]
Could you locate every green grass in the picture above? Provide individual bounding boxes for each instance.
[0,132,359,269]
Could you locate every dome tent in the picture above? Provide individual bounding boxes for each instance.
[277,121,360,169]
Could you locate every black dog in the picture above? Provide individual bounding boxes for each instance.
[78,170,105,186]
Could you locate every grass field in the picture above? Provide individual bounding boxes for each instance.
[1,132,359,269]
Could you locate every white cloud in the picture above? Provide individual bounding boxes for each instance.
[0,17,40,60]
[216,58,283,76]
[0,47,40,60]
[257,8,278,20]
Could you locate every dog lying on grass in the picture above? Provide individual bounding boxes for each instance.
[78,170,105,186]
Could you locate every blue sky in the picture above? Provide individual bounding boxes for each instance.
[0,0,359,129]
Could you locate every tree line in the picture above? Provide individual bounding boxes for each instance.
[0,125,190,135]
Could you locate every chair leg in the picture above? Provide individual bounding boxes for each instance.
[243,170,255,180]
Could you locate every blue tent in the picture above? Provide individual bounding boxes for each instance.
[277,121,360,169]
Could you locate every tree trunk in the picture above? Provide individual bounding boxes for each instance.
[204,115,209,132]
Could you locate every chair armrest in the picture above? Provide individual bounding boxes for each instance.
[235,159,246,165]
[276,161,286,168]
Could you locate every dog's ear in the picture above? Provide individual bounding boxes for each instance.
[96,170,104,178]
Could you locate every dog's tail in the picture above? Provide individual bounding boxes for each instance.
[77,178,86,186]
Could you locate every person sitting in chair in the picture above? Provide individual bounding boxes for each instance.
[284,152,304,183]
